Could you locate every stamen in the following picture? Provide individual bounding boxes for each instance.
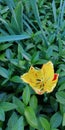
[36,79,41,81]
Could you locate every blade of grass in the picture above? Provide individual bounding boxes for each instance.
[0,17,15,34]
[23,20,33,34]
[52,0,57,23]
[60,0,65,25]
[0,29,8,35]
[4,0,20,32]
[4,0,15,8]
[30,0,48,47]
[23,14,38,31]
[11,1,23,33]
[0,6,9,15]
[0,34,31,43]
[58,0,63,27]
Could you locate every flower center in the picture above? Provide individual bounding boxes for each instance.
[36,79,44,89]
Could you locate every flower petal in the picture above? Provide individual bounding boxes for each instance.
[21,66,42,88]
[52,73,58,81]
[42,73,59,93]
[41,61,54,83]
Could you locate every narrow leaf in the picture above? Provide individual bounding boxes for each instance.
[30,0,48,47]
[0,34,31,43]
[52,0,57,23]
[0,67,9,79]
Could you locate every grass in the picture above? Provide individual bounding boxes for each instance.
[0,0,65,130]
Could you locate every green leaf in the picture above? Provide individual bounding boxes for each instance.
[50,112,62,128]
[31,51,39,64]
[4,0,20,33]
[18,44,31,61]
[4,0,15,9]
[22,86,30,105]
[60,0,65,25]
[39,117,50,130]
[60,104,65,115]
[0,109,5,121]
[46,46,53,58]
[0,43,12,51]
[0,17,15,35]
[58,37,63,56]
[11,1,23,33]
[24,106,38,129]
[6,49,13,59]
[29,95,38,110]
[30,0,48,47]
[0,102,17,111]
[12,116,24,130]
[0,34,31,43]
[7,112,18,129]
[56,91,65,104]
[10,59,18,66]
[52,0,57,23]
[29,127,35,130]
[62,113,65,126]
[50,96,58,112]
[0,53,7,62]
[51,128,59,130]
[58,77,65,86]
[58,83,65,91]
[10,76,22,83]
[13,96,25,115]
[23,14,37,31]
[0,67,9,79]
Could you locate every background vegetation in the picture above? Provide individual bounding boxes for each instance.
[0,0,65,130]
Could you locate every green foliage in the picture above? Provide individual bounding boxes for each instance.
[0,34,31,43]
[0,109,5,121]
[62,113,65,126]
[39,117,50,130]
[56,91,65,104]
[6,112,24,130]
[13,96,25,115]
[0,0,65,129]
[29,95,38,110]
[22,85,30,105]
[11,116,24,130]
[0,102,17,111]
[50,112,62,128]
[24,106,38,129]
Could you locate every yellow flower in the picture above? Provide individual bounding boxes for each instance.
[21,61,59,95]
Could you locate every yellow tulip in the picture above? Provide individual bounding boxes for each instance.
[21,61,59,95]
